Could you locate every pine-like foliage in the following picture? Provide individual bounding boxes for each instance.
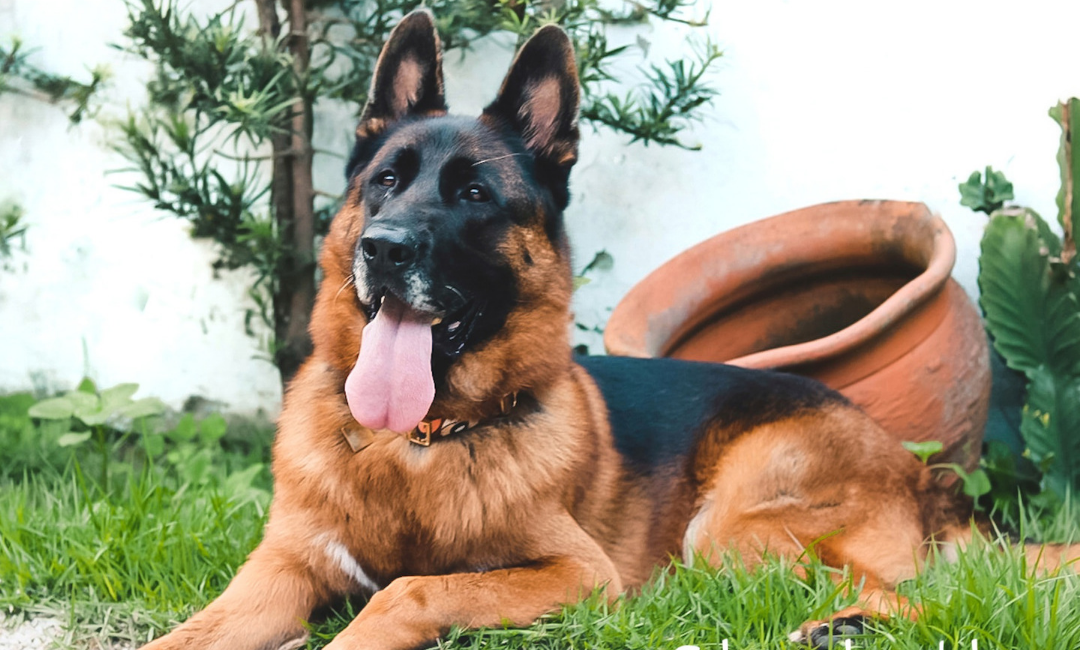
[110,0,723,384]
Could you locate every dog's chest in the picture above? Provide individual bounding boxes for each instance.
[324,437,551,584]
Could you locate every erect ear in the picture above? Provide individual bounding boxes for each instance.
[483,25,580,168]
[357,9,446,139]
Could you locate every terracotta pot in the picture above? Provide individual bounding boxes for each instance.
[604,200,990,472]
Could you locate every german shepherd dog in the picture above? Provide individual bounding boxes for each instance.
[143,10,1080,650]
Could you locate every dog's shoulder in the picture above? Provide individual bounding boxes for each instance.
[574,355,846,473]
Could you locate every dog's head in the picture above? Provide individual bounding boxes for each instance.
[312,10,580,432]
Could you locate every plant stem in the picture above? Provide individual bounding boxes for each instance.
[97,425,108,494]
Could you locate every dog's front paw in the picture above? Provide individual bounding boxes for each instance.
[788,615,865,649]
[140,625,309,650]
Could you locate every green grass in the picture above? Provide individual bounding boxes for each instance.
[440,545,1080,649]
[0,392,272,647]
[4,391,1080,649]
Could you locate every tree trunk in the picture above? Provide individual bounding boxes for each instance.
[255,0,316,388]
[279,0,316,386]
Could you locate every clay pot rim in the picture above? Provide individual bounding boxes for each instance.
[604,200,957,369]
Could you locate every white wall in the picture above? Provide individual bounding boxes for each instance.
[0,0,283,412]
[2,0,1078,414]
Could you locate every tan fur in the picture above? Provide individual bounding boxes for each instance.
[518,77,563,153]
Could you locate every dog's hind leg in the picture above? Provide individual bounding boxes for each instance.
[786,521,1080,646]
[783,534,923,647]
[688,503,924,648]
[686,407,938,648]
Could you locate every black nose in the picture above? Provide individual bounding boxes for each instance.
[360,227,419,273]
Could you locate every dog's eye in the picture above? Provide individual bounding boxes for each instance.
[463,184,490,203]
[375,170,397,188]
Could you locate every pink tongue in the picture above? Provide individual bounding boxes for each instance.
[345,295,435,433]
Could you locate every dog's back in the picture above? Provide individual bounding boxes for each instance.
[578,354,846,474]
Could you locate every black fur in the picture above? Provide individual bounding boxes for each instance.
[576,355,846,474]
[352,118,527,378]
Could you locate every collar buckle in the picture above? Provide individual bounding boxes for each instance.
[407,418,442,446]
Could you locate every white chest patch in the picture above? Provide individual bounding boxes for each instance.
[322,537,380,593]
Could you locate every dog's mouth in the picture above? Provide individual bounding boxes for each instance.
[346,288,483,433]
[363,287,483,357]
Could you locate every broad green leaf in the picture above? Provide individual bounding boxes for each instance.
[1029,489,1062,511]
[1069,260,1080,303]
[959,166,1014,215]
[1045,289,1080,377]
[999,206,1065,259]
[64,390,99,417]
[946,464,990,497]
[171,413,198,442]
[98,383,139,415]
[1020,367,1080,499]
[117,397,167,420]
[181,448,212,485]
[901,440,943,464]
[979,214,1080,377]
[958,171,984,210]
[57,431,92,447]
[961,468,992,498]
[949,464,971,483]
[70,389,107,425]
[78,409,111,426]
[143,432,165,457]
[980,440,1041,511]
[986,167,1015,205]
[27,397,75,420]
[198,413,228,444]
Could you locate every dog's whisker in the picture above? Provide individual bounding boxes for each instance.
[446,285,466,302]
[472,153,527,167]
[334,274,355,301]
[783,525,805,553]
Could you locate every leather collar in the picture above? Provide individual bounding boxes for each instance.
[341,392,521,452]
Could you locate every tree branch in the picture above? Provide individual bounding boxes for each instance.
[253,0,281,39]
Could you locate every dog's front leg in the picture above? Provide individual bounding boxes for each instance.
[325,531,621,650]
[142,540,328,650]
